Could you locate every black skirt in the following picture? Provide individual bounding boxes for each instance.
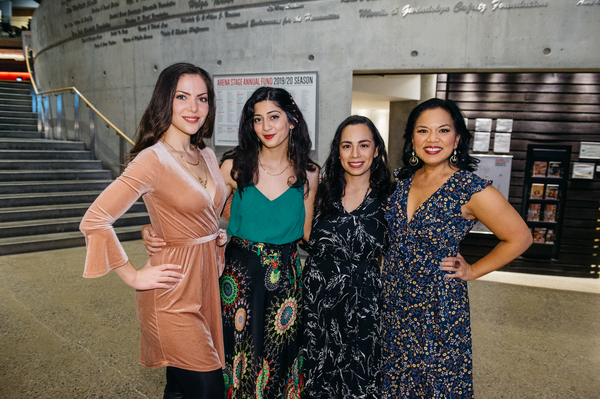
[220,236,304,399]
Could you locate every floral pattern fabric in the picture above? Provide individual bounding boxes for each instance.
[221,237,303,399]
[381,169,489,398]
[303,192,388,399]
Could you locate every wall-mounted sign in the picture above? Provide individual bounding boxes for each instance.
[475,118,492,132]
[579,141,600,159]
[213,72,318,148]
[473,131,490,152]
[493,132,511,153]
[471,154,513,234]
[572,162,595,179]
[496,118,513,133]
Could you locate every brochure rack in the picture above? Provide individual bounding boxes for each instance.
[521,145,571,259]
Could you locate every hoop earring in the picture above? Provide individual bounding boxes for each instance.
[450,149,458,165]
[409,150,419,166]
[287,128,293,160]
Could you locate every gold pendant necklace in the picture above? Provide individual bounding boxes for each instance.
[161,140,208,188]
[259,158,290,177]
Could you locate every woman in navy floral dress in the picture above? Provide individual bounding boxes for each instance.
[381,99,532,398]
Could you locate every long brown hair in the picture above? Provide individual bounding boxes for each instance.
[129,63,216,160]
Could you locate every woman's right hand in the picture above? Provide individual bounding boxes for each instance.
[114,258,183,290]
[142,224,166,255]
[132,258,183,290]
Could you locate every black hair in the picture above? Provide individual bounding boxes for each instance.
[315,115,393,219]
[221,86,317,196]
[399,98,478,178]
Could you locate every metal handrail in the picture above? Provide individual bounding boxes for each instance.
[24,46,134,146]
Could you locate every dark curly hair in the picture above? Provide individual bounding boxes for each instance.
[399,98,478,178]
[315,115,393,220]
[129,63,216,159]
[222,86,317,196]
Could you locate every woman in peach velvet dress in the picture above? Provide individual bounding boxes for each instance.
[79,63,227,399]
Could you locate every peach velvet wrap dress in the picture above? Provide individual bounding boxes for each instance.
[80,141,227,372]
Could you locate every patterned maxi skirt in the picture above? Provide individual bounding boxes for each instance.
[219,237,304,399]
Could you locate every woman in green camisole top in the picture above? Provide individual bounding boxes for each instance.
[218,87,318,398]
[143,87,319,398]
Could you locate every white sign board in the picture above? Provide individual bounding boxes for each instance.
[471,154,513,234]
[213,72,318,148]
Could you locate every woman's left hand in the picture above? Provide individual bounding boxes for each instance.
[440,253,473,281]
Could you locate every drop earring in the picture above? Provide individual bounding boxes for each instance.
[450,149,458,165]
[287,128,294,159]
[409,150,419,166]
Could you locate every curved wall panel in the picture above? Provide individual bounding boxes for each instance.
[31,1,600,171]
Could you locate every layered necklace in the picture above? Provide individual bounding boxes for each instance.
[161,139,208,188]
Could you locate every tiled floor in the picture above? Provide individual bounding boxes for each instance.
[1,241,598,398]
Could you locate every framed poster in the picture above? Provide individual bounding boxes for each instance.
[470,154,513,234]
[213,72,318,148]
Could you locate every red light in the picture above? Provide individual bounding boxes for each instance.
[0,72,31,82]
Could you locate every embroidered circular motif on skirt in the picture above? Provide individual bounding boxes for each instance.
[280,354,304,399]
[233,352,247,388]
[256,358,271,398]
[235,307,247,331]
[275,297,297,334]
[223,366,234,398]
[264,261,281,291]
[220,274,239,306]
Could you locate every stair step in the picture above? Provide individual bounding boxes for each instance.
[0,99,32,108]
[0,180,112,194]
[0,139,85,150]
[0,92,32,101]
[0,202,147,222]
[0,150,92,160]
[0,225,143,256]
[0,110,37,118]
[0,116,38,125]
[0,82,31,91]
[0,122,38,131]
[0,131,44,139]
[0,159,103,170]
[0,170,112,182]
[0,191,103,207]
[0,104,35,112]
[0,212,150,238]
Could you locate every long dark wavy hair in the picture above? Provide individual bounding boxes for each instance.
[129,63,216,159]
[222,86,317,196]
[399,98,478,178]
[315,115,393,220]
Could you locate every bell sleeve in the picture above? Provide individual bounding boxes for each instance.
[80,148,161,278]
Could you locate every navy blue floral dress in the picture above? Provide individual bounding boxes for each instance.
[381,169,489,398]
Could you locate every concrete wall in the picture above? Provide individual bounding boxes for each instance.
[30,0,600,172]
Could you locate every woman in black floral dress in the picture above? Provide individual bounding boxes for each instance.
[302,116,393,399]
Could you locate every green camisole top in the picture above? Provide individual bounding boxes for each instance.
[226,185,305,245]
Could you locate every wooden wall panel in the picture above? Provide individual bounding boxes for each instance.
[441,72,600,278]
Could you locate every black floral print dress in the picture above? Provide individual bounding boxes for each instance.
[303,191,388,399]
[381,169,489,398]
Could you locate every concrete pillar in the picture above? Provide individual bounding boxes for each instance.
[387,75,437,171]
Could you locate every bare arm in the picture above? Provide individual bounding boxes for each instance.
[440,185,532,280]
[220,159,237,222]
[302,167,320,243]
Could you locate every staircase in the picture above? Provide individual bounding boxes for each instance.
[0,81,149,256]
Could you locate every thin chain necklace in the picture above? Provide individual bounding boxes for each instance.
[259,157,290,177]
[161,139,200,166]
[161,139,208,188]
